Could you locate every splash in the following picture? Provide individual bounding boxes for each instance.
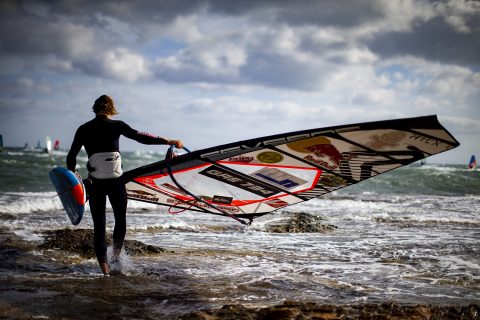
[107,247,135,276]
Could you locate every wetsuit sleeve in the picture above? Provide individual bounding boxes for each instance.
[121,122,169,145]
[66,127,83,171]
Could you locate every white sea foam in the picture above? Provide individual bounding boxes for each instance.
[13,229,44,242]
[129,218,197,232]
[0,192,62,214]
[1,156,479,305]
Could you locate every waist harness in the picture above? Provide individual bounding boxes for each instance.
[87,152,123,179]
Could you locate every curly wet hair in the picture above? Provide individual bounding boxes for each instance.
[92,95,118,116]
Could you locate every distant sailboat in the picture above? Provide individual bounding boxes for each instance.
[0,134,3,152]
[468,155,476,170]
[54,139,60,151]
[44,136,52,154]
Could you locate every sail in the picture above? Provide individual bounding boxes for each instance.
[45,136,52,154]
[469,155,476,169]
[54,139,60,151]
[125,115,459,222]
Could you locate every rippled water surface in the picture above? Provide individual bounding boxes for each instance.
[0,148,479,315]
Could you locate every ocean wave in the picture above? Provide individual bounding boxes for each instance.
[2,147,478,195]
[0,192,62,214]
[338,165,480,196]
[290,196,480,225]
[2,191,478,231]
[0,191,166,215]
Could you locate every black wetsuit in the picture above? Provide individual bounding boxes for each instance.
[67,115,168,264]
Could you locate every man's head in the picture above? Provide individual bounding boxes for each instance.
[93,95,118,116]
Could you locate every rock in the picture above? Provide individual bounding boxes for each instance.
[39,228,171,258]
[265,211,337,233]
[181,301,480,320]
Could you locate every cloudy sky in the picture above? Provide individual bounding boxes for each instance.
[0,0,479,164]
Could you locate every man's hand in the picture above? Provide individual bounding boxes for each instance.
[73,171,83,180]
[168,140,184,149]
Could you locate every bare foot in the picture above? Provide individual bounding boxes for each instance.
[112,248,121,262]
[100,262,110,276]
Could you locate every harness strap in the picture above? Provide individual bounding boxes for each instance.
[165,146,248,225]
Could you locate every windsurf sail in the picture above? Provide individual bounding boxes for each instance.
[125,115,459,224]
[45,136,52,154]
[469,155,476,169]
[54,139,60,151]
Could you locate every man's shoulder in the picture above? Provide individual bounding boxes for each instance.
[78,118,95,129]
[110,118,126,124]
[80,117,129,130]
[108,118,129,128]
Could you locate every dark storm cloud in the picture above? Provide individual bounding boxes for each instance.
[208,0,480,67]
[0,0,479,89]
[240,51,331,90]
[23,0,204,24]
[367,16,480,66]
[0,0,203,56]
[206,0,385,27]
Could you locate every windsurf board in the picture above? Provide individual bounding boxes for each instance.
[49,167,86,225]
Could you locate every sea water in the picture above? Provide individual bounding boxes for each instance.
[0,147,479,312]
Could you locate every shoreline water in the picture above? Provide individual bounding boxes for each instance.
[1,227,478,320]
[1,149,479,318]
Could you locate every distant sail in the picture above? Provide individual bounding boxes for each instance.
[54,139,60,151]
[0,134,3,152]
[45,136,52,154]
[469,155,476,169]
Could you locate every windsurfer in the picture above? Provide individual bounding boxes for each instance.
[469,155,476,170]
[66,95,183,275]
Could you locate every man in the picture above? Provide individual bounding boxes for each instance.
[67,95,183,275]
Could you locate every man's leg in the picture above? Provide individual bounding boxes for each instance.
[108,178,128,260]
[89,181,109,274]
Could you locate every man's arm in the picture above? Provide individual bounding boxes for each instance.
[122,123,183,148]
[66,128,83,171]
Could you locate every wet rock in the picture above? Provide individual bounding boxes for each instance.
[39,228,171,258]
[0,226,36,252]
[265,211,337,233]
[182,301,480,320]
